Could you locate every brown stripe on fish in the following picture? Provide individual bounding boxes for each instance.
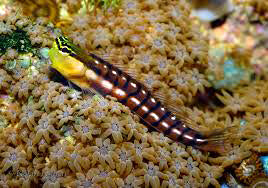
[92,78,114,96]
[88,53,117,79]
[164,119,204,146]
[85,55,205,147]
[163,119,184,140]
[87,57,136,98]
[92,62,204,147]
[152,111,171,131]
[84,56,120,96]
[109,71,131,101]
[120,83,142,106]
[93,59,109,77]
[85,68,114,96]
[124,87,149,110]
[103,66,122,87]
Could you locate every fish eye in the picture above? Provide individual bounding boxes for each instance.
[59,47,71,56]
[59,47,76,57]
[61,47,70,53]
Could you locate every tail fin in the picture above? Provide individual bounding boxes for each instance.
[197,126,237,154]
[197,138,230,154]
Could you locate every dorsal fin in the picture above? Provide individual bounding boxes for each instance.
[165,104,207,133]
[149,89,192,123]
[152,88,238,137]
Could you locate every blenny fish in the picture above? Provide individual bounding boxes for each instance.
[48,36,231,153]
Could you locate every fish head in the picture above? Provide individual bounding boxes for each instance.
[48,36,86,78]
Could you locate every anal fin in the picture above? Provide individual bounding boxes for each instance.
[81,87,99,97]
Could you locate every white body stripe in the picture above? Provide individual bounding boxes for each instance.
[151,98,156,103]
[160,121,169,129]
[114,88,126,97]
[149,112,159,121]
[130,97,141,105]
[172,128,182,135]
[183,134,193,140]
[141,105,149,113]
[85,69,98,81]
[101,80,113,90]
[130,82,137,88]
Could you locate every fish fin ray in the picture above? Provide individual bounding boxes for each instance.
[115,64,138,80]
[197,126,238,154]
[150,89,205,132]
[165,103,205,132]
[81,87,98,97]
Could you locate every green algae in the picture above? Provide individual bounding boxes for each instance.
[0,29,32,56]
[99,0,120,10]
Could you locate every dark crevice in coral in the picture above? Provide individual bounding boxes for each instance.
[3,166,13,175]
[0,89,8,95]
[210,14,230,28]
[190,88,225,110]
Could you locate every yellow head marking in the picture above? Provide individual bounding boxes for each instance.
[48,37,86,78]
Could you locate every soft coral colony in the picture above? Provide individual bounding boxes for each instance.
[0,1,267,188]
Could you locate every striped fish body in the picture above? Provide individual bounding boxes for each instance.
[49,36,208,148]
